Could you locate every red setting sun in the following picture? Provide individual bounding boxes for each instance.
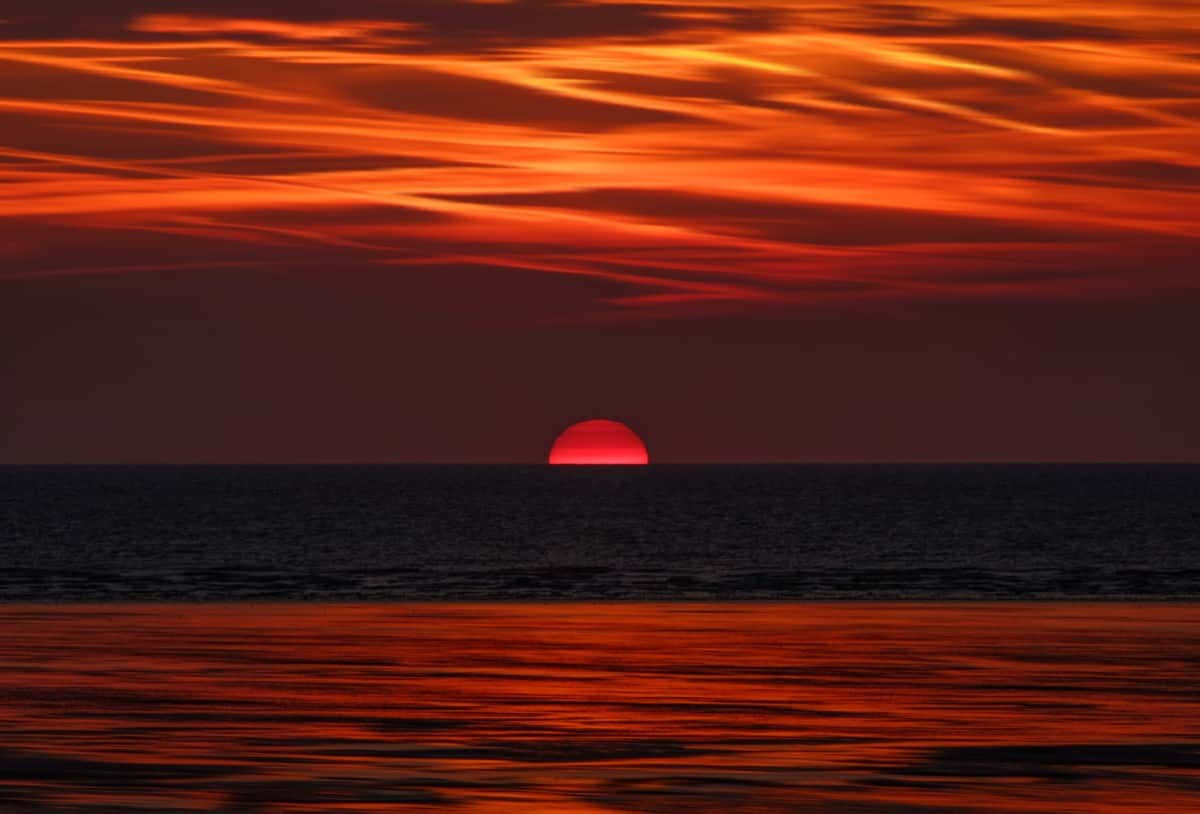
[548,420,649,465]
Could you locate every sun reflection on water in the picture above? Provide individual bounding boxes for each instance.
[0,602,1198,812]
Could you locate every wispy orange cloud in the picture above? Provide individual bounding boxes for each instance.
[1,0,1197,318]
[128,15,415,42]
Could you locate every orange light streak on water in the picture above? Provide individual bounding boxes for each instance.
[1,603,1198,812]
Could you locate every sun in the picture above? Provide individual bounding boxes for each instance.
[548,419,649,465]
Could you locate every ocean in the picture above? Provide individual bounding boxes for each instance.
[2,602,1199,812]
[2,464,1198,600]
[3,465,1199,812]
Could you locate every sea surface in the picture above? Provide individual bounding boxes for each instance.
[3,467,1200,811]
[1,464,1198,600]
[1,602,1199,813]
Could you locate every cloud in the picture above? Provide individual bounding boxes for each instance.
[2,1,781,44]
[0,0,1197,319]
[863,16,1132,42]
[128,15,416,42]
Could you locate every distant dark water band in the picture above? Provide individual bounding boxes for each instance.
[3,464,1198,600]
[4,565,1200,601]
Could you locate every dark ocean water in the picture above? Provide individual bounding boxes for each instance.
[2,464,1198,600]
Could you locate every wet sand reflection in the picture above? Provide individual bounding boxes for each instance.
[1,603,1198,812]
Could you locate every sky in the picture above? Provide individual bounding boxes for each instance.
[1,0,1198,463]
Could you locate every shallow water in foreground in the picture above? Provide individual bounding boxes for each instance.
[1,603,1199,813]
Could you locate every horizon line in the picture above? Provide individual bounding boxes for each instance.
[1,460,1197,467]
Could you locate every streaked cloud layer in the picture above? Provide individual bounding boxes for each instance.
[2,0,1198,318]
